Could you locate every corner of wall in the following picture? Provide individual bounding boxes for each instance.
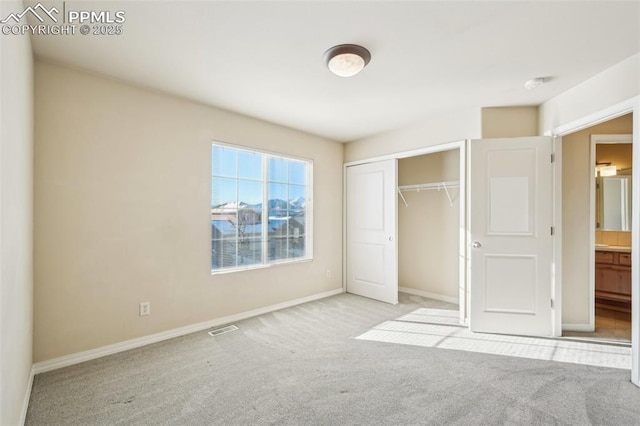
[0,3,35,423]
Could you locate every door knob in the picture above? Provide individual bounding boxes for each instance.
[472,241,482,249]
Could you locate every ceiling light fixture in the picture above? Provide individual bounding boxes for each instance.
[323,44,371,77]
[599,165,617,177]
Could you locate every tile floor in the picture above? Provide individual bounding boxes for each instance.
[564,307,631,343]
[595,307,632,341]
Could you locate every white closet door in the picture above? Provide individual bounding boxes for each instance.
[346,159,398,304]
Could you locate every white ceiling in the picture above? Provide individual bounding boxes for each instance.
[27,1,640,142]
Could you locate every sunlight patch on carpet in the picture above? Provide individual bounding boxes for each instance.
[356,308,631,370]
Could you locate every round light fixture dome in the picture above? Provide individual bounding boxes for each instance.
[323,44,371,77]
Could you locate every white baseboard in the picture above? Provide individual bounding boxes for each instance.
[562,323,594,332]
[20,366,35,425]
[33,288,344,375]
[399,287,459,305]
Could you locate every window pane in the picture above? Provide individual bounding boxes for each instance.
[238,236,262,266]
[268,218,288,262]
[238,179,262,207]
[212,213,238,269]
[212,238,242,269]
[220,239,238,268]
[212,146,237,177]
[268,183,288,217]
[289,161,306,185]
[268,216,306,262]
[289,227,305,259]
[288,185,306,215]
[238,150,262,180]
[268,157,288,183]
[237,179,263,266]
[212,177,237,208]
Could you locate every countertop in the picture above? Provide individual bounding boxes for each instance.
[595,245,631,253]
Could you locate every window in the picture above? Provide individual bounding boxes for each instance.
[211,143,312,272]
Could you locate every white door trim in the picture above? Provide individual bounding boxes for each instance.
[343,139,468,324]
[552,136,563,337]
[547,95,639,386]
[544,97,637,137]
[343,140,465,167]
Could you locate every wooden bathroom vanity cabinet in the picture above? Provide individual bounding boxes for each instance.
[595,249,632,312]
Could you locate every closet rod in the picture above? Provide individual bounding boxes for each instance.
[397,180,460,192]
[397,180,460,207]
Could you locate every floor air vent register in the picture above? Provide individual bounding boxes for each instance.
[208,325,238,337]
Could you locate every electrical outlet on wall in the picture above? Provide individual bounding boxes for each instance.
[139,302,150,316]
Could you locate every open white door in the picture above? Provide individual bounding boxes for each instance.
[469,137,554,336]
[346,159,398,304]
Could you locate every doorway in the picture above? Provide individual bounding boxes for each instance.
[558,114,634,344]
[344,141,467,323]
[397,150,460,307]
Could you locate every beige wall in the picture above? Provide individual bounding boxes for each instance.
[398,151,459,301]
[562,113,633,325]
[597,143,632,170]
[344,107,481,162]
[34,60,344,362]
[481,106,539,138]
[0,3,34,423]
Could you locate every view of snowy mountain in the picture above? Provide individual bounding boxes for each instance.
[212,197,306,213]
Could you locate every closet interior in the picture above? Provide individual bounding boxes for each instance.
[397,149,460,305]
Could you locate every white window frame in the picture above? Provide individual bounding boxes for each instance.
[211,141,313,274]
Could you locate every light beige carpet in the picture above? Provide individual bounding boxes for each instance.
[357,307,631,370]
[26,293,640,425]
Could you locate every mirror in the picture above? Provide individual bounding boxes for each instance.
[596,175,632,231]
[595,140,632,231]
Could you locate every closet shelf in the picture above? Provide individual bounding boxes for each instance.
[397,180,460,207]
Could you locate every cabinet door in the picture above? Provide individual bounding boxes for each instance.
[619,253,632,266]
[597,267,620,293]
[618,269,632,296]
[596,251,615,264]
[595,266,606,291]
